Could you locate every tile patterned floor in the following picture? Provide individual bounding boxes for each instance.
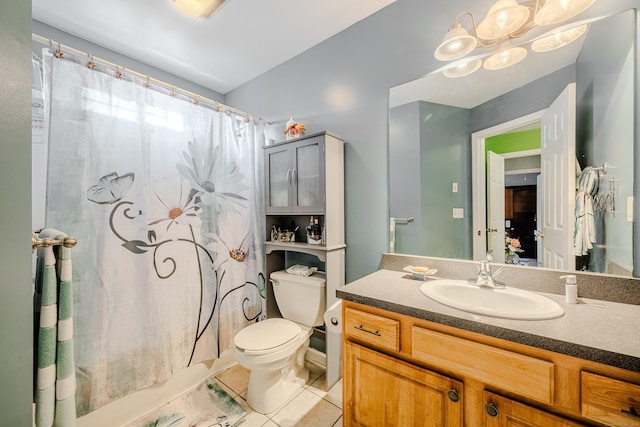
[214,362,343,427]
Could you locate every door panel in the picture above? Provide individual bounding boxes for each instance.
[488,151,506,263]
[265,145,291,211]
[540,83,576,271]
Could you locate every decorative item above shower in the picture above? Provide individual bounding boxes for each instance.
[284,116,306,140]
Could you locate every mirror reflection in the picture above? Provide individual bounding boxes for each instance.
[389,8,637,277]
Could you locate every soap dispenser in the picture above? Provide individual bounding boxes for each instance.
[560,275,578,304]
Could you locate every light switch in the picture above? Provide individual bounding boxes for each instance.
[452,182,458,193]
[452,208,464,219]
[627,196,634,222]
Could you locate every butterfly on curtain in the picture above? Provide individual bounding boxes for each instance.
[86,172,135,204]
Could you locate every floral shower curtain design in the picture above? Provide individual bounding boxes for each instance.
[44,57,266,415]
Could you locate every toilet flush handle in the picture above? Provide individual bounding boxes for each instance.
[269,278,279,286]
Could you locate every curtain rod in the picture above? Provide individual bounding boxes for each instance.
[32,230,77,253]
[31,33,268,124]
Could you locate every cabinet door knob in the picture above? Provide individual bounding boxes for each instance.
[447,389,460,403]
[485,402,499,417]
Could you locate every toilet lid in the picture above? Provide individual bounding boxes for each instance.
[234,318,301,352]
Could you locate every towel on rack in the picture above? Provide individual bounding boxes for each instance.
[573,167,600,256]
[34,229,76,427]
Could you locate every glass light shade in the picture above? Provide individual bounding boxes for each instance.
[476,0,531,40]
[443,58,483,78]
[534,0,596,26]
[172,0,226,18]
[435,23,478,61]
[531,24,588,52]
[483,46,528,70]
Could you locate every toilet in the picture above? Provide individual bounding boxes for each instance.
[233,270,326,414]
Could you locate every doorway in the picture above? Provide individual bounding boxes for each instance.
[471,110,544,262]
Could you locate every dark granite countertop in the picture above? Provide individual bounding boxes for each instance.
[337,269,640,372]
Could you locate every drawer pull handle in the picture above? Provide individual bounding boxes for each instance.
[485,403,499,417]
[622,407,640,418]
[354,325,381,336]
[447,389,460,403]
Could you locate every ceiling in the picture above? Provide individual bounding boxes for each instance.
[32,0,396,94]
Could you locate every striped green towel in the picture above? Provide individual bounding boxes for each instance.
[35,229,76,426]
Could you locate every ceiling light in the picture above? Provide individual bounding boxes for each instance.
[476,0,531,40]
[443,59,483,78]
[534,0,596,26]
[435,22,478,61]
[172,0,228,19]
[483,46,528,70]
[531,24,588,52]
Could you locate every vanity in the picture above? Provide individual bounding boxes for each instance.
[338,255,640,426]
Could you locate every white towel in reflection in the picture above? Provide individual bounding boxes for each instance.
[573,167,599,256]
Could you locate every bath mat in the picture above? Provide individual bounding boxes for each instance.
[126,378,246,427]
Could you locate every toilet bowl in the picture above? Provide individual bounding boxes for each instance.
[233,271,326,414]
[234,318,311,413]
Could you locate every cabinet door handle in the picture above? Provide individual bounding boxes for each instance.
[622,407,640,418]
[286,169,292,186]
[292,168,297,186]
[354,325,381,336]
[485,402,499,417]
[447,389,460,403]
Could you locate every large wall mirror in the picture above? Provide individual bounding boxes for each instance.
[389,6,638,277]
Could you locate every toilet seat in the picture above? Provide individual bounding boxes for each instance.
[234,318,303,356]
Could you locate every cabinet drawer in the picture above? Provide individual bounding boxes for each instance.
[412,326,554,404]
[582,371,640,426]
[344,307,400,352]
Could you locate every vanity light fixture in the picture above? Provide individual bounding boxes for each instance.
[476,0,531,41]
[483,46,528,70]
[443,58,483,78]
[531,24,588,52]
[534,0,596,26]
[434,13,479,61]
[435,0,596,76]
[172,0,228,19]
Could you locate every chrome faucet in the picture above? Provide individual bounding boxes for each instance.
[468,251,506,289]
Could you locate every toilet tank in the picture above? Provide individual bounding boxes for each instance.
[270,270,326,327]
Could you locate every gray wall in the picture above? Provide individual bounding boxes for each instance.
[576,9,636,274]
[1,0,33,424]
[225,0,438,282]
[389,101,472,258]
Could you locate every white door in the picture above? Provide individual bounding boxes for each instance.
[536,174,542,265]
[487,151,505,263]
[540,83,576,271]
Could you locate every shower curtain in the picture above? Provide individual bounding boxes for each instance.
[44,56,266,415]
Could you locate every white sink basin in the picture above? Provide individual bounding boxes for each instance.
[420,279,564,320]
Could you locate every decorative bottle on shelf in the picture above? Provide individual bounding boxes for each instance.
[307,216,322,245]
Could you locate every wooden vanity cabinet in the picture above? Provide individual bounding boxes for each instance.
[483,391,585,426]
[345,342,463,426]
[342,301,640,427]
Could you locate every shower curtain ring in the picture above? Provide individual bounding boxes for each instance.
[87,54,96,70]
[54,42,64,59]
